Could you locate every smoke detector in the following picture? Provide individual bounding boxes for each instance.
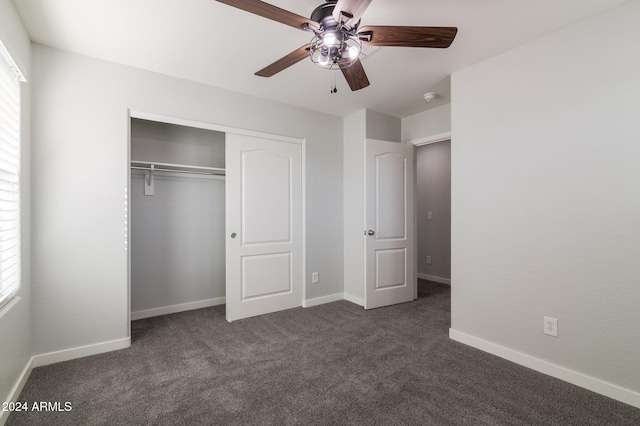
[423,92,437,102]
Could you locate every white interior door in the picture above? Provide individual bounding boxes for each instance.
[365,139,415,309]
[226,133,303,322]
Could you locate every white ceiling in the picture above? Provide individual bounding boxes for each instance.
[13,0,629,118]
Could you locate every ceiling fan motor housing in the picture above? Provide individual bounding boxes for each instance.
[311,1,337,28]
[309,1,362,69]
[310,1,360,32]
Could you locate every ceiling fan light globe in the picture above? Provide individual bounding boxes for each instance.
[323,32,338,47]
[348,45,360,59]
[310,38,335,69]
[319,55,330,67]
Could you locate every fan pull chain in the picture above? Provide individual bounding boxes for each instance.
[330,71,338,94]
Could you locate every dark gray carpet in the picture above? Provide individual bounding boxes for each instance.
[8,281,640,425]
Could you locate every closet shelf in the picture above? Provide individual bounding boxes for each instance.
[130,160,225,176]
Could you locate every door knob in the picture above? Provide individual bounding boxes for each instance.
[230,233,237,239]
[367,230,375,236]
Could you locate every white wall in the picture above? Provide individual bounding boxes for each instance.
[131,174,225,314]
[450,0,640,406]
[366,109,401,142]
[0,0,31,419]
[342,110,366,301]
[130,120,226,316]
[130,119,225,168]
[401,104,451,143]
[30,44,344,357]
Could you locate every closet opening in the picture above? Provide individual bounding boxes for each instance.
[129,117,226,322]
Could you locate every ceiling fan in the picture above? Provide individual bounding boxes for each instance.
[216,0,457,91]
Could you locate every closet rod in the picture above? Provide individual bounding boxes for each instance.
[130,166,224,176]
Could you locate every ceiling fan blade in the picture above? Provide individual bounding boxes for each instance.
[341,59,370,91]
[216,0,318,31]
[358,25,458,48]
[255,44,311,77]
[332,0,372,25]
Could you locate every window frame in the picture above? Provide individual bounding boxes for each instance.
[0,40,25,311]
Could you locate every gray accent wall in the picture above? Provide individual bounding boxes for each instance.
[416,141,451,280]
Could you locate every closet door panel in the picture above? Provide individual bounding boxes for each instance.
[241,150,292,245]
[226,133,302,322]
[241,253,292,299]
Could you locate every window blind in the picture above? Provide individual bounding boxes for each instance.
[0,42,21,310]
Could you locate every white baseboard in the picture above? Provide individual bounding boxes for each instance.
[131,297,225,320]
[449,328,640,409]
[4,337,132,424]
[0,356,34,426]
[32,337,131,368]
[303,293,344,308]
[343,293,364,307]
[417,273,451,285]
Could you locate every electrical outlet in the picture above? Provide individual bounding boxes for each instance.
[311,272,319,284]
[544,316,558,337]
[426,256,432,265]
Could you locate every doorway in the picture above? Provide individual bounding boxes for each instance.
[415,138,451,287]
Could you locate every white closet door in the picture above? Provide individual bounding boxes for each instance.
[365,139,415,309]
[225,133,303,322]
